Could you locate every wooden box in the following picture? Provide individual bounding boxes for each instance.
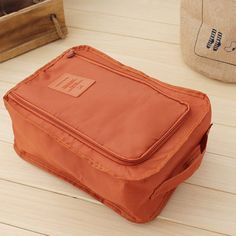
[0,0,67,62]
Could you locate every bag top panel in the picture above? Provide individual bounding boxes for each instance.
[9,46,190,165]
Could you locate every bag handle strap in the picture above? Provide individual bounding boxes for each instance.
[150,129,210,200]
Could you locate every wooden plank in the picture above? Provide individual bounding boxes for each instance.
[188,152,236,194]
[0,179,232,236]
[161,184,236,235]
[0,223,46,236]
[0,109,13,143]
[0,140,95,203]
[208,124,236,158]
[0,138,235,198]
[1,28,236,101]
[0,83,13,109]
[64,0,180,25]
[0,27,184,70]
[210,96,236,127]
[64,9,180,44]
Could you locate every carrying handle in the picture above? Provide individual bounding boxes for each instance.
[50,14,66,39]
[150,129,210,200]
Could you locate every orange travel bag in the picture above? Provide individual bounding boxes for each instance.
[4,46,211,223]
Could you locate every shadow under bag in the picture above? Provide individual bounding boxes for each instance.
[4,46,211,223]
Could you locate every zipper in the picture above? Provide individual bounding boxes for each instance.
[66,49,189,107]
[8,50,189,165]
[67,49,76,58]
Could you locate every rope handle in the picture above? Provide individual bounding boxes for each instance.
[150,129,210,200]
[50,14,66,39]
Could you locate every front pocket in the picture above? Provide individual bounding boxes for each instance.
[8,48,190,165]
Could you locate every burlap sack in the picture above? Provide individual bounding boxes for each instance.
[181,0,236,83]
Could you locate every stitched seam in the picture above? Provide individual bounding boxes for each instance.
[5,45,211,181]
[14,144,140,223]
[5,48,72,97]
[77,45,208,99]
[10,75,190,163]
[7,95,210,183]
[8,45,191,163]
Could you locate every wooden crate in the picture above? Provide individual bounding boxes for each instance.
[0,0,67,62]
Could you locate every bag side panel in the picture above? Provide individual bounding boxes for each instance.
[5,99,159,222]
[4,95,211,223]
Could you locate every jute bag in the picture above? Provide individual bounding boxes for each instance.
[181,0,236,83]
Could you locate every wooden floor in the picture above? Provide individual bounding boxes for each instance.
[1,0,236,235]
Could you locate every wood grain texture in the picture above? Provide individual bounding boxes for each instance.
[161,184,236,235]
[0,0,236,235]
[64,9,180,44]
[0,0,67,62]
[0,180,231,236]
[1,28,236,101]
[0,223,46,236]
[64,0,180,25]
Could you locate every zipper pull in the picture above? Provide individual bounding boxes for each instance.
[67,49,76,58]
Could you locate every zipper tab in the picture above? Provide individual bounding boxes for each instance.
[67,49,76,58]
